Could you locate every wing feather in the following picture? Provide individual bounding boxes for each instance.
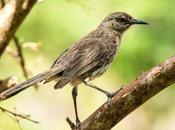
[56,38,109,88]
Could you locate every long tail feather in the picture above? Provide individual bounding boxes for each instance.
[0,68,62,100]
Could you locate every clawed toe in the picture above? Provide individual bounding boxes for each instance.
[75,121,81,130]
[106,92,115,102]
[106,88,122,102]
[66,117,81,130]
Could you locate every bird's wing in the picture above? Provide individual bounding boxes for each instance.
[56,38,115,88]
[51,48,69,68]
[50,46,79,70]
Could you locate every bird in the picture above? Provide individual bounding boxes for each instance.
[0,12,148,128]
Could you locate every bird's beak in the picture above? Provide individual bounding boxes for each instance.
[129,19,148,25]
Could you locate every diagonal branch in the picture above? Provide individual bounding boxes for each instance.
[0,106,39,123]
[0,0,37,57]
[13,36,29,79]
[67,56,175,130]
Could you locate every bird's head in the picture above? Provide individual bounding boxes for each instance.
[99,12,148,33]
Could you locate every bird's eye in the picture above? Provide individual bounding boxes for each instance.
[116,18,127,23]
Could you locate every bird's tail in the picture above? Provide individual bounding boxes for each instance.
[0,68,62,100]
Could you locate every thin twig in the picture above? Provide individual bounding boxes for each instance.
[13,36,29,79]
[66,117,76,129]
[5,108,23,130]
[0,106,39,124]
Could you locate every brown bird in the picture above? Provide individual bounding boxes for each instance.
[0,12,148,127]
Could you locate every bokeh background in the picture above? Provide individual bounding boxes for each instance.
[1,0,175,130]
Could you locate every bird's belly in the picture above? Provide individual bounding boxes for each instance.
[89,64,109,80]
[70,52,115,86]
[70,64,109,86]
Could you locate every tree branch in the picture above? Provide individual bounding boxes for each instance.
[13,36,29,79]
[68,56,175,130]
[0,0,37,57]
[0,106,39,123]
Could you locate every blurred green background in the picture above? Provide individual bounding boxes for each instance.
[1,0,175,130]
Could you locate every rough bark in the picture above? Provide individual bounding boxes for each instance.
[70,56,175,130]
[0,0,37,57]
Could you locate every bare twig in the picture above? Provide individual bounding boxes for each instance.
[5,39,40,89]
[66,117,76,129]
[0,106,39,123]
[13,36,29,79]
[10,108,23,130]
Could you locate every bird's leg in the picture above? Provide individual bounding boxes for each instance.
[83,80,120,101]
[72,86,81,128]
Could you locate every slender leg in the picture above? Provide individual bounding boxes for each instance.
[83,80,121,101]
[72,86,80,128]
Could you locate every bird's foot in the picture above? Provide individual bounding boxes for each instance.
[106,91,117,102]
[106,86,124,102]
[75,119,81,130]
[66,117,81,130]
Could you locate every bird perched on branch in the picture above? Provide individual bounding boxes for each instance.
[0,12,148,128]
